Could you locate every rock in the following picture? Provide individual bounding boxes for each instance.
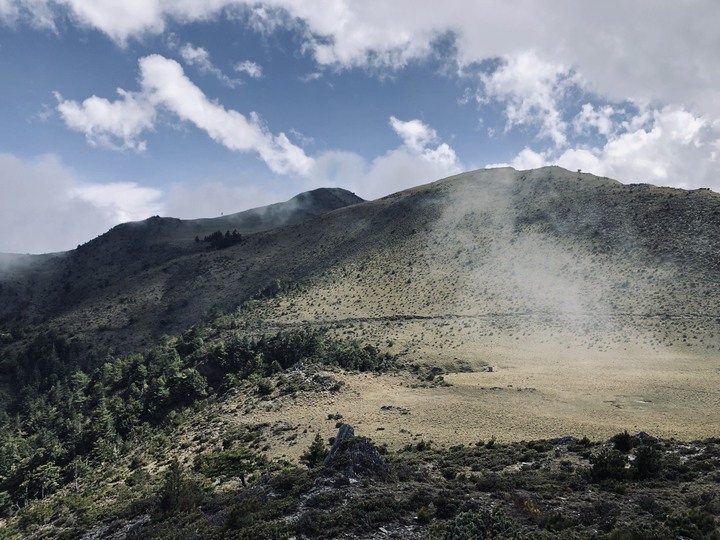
[550,436,577,445]
[380,405,410,415]
[323,424,388,478]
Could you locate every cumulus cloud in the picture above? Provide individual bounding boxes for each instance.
[56,54,314,176]
[0,153,162,253]
[4,1,718,117]
[180,43,240,87]
[389,116,459,168]
[312,116,462,199]
[492,106,720,190]
[55,89,155,152]
[389,116,437,153]
[573,103,619,138]
[140,54,314,175]
[234,60,263,78]
[47,0,168,43]
[290,2,720,123]
[479,51,579,148]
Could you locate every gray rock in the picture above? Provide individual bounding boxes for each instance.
[323,424,388,478]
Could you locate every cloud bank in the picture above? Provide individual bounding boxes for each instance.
[0,153,161,253]
[4,1,719,117]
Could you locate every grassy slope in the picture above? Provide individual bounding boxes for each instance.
[221,167,720,443]
[2,167,720,537]
[3,166,719,442]
[1,310,718,539]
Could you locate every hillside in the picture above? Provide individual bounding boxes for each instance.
[0,187,363,333]
[1,167,719,537]
[1,167,720,438]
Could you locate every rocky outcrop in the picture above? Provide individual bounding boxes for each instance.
[323,424,388,478]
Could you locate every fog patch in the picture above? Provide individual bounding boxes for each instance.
[0,153,162,254]
[164,180,291,219]
[424,166,679,346]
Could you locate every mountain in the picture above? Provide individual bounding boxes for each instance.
[0,187,363,333]
[2,167,720,538]
[3,168,720,433]
[4,167,720,352]
[2,165,719,442]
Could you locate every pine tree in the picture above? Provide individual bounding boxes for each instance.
[301,433,328,468]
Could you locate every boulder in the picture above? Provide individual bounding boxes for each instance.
[323,424,388,478]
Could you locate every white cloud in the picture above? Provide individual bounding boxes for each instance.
[180,43,240,87]
[389,116,436,153]
[479,51,579,148]
[55,54,314,176]
[238,4,296,35]
[494,107,720,190]
[71,182,163,223]
[573,103,618,137]
[0,0,55,30]
[389,116,459,169]
[4,1,720,120]
[361,145,461,198]
[179,42,209,65]
[596,108,713,186]
[0,153,162,253]
[53,0,167,43]
[55,89,155,152]
[140,55,314,175]
[300,71,323,83]
[234,60,263,78]
[312,116,461,199]
[164,180,286,218]
[0,0,15,18]
[486,147,548,171]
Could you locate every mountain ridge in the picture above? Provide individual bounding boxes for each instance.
[2,167,720,538]
[3,167,720,351]
[0,186,364,329]
[1,166,719,444]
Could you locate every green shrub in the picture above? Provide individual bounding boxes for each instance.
[440,509,517,540]
[417,505,435,524]
[632,444,662,480]
[590,447,628,482]
[611,431,633,453]
[256,378,274,396]
[665,509,717,538]
[301,434,328,468]
[198,447,267,484]
[158,458,203,515]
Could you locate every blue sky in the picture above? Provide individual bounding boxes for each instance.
[1,1,719,253]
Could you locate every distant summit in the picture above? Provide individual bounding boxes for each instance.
[0,187,364,328]
[196,187,364,236]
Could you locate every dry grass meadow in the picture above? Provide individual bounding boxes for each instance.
[203,318,718,463]
[6,167,719,459]
[205,168,719,459]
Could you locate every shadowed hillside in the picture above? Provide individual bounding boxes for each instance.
[0,187,363,330]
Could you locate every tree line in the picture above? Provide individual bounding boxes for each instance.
[0,323,394,514]
[195,230,243,249]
